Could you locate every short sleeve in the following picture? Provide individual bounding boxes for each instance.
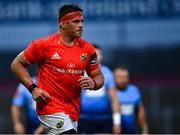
[12,84,26,107]
[105,69,115,89]
[86,43,100,76]
[23,39,44,64]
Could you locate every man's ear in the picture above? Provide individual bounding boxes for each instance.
[60,23,67,29]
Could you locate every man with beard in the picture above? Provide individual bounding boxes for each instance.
[113,66,148,134]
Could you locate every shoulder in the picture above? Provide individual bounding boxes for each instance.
[128,84,141,94]
[101,65,113,74]
[77,38,94,52]
[77,38,91,46]
[43,32,58,42]
[31,32,58,46]
[101,65,112,72]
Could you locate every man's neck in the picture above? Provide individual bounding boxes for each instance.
[59,31,75,46]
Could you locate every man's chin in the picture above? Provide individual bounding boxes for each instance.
[77,31,82,36]
[117,84,127,90]
[75,34,82,38]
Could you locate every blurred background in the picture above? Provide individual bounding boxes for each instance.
[0,0,180,133]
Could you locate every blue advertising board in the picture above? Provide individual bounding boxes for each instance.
[0,0,180,23]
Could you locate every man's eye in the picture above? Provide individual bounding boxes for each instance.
[73,20,80,23]
[72,19,83,23]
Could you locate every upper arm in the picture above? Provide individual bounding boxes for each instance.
[106,69,115,89]
[105,69,116,96]
[135,87,142,105]
[108,87,117,99]
[12,39,44,69]
[137,103,146,117]
[138,103,144,109]
[23,39,45,64]
[86,43,101,77]
[12,52,30,67]
[11,52,31,77]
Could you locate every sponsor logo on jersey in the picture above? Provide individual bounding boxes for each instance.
[51,52,61,59]
[67,63,75,68]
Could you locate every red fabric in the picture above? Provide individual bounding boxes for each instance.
[23,32,99,121]
[59,11,83,23]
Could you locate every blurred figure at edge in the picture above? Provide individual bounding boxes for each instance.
[11,74,44,134]
[79,44,121,134]
[114,66,149,134]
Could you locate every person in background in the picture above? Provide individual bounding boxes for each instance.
[11,75,44,134]
[113,66,149,134]
[79,44,121,134]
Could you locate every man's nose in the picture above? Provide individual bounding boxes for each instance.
[78,21,83,28]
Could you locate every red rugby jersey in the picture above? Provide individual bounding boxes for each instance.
[23,32,99,121]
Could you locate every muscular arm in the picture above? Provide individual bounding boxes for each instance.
[11,52,33,88]
[108,87,121,134]
[108,87,120,113]
[11,105,25,134]
[137,103,148,134]
[89,68,104,90]
[79,68,104,90]
[11,52,50,102]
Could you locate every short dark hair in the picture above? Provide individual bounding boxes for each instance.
[114,65,129,71]
[58,4,83,21]
[92,43,101,50]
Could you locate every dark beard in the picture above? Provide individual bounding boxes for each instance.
[116,84,127,91]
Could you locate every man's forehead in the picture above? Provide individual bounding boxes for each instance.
[115,69,128,74]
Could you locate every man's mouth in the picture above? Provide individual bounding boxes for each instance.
[77,29,83,32]
[77,31,82,33]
